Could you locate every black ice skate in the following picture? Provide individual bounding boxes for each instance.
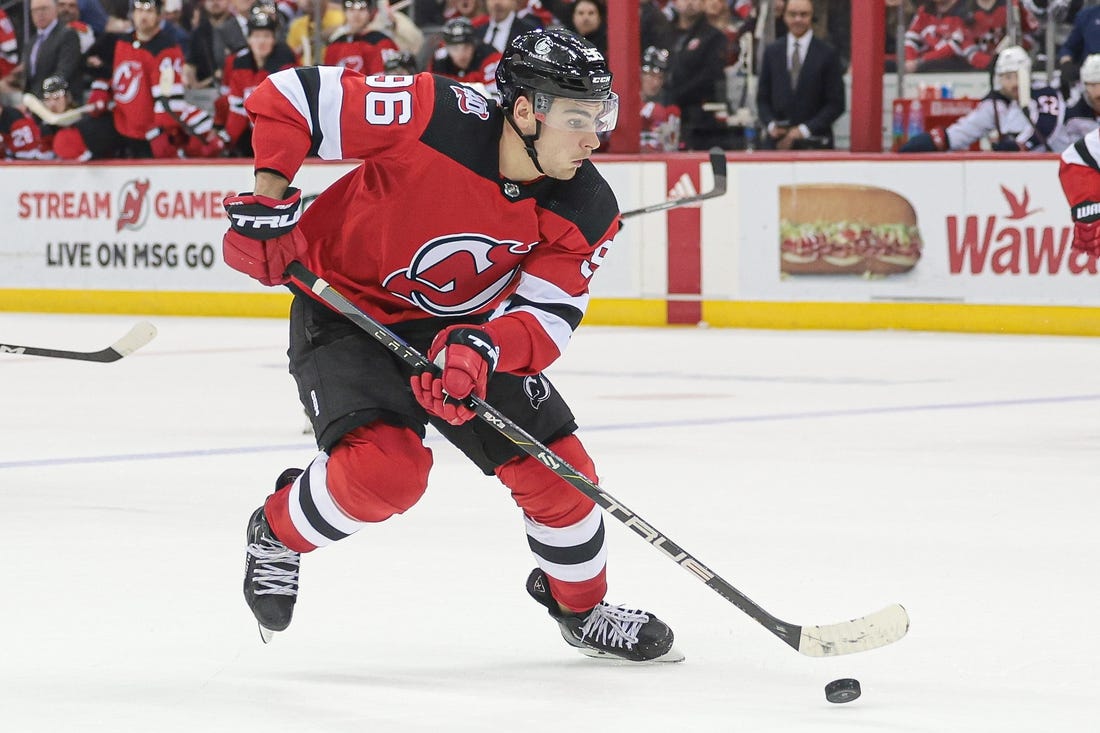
[243,468,303,643]
[526,568,684,663]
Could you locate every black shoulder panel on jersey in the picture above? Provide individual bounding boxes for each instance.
[141,29,180,57]
[362,30,392,45]
[0,105,20,133]
[231,48,256,71]
[1074,137,1100,172]
[419,75,502,182]
[293,66,324,157]
[530,162,620,246]
[265,43,297,72]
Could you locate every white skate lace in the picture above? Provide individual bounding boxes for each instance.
[579,603,650,649]
[247,537,300,596]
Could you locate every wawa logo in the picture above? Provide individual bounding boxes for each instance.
[946,185,1097,276]
[116,179,151,232]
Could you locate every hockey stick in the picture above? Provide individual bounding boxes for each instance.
[284,261,910,657]
[620,148,728,218]
[0,321,157,363]
[21,93,98,127]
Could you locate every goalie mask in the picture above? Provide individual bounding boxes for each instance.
[994,45,1032,107]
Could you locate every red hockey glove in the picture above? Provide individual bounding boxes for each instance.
[87,84,110,117]
[222,188,306,286]
[1071,200,1100,256]
[411,326,499,425]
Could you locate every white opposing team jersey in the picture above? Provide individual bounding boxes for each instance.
[946,84,1064,151]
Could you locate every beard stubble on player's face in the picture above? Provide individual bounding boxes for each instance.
[132,8,160,37]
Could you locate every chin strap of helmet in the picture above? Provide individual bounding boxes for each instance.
[505,110,545,175]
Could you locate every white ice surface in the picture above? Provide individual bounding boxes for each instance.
[2,313,1099,732]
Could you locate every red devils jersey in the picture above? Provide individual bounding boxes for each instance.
[964,0,1039,69]
[429,43,502,95]
[89,30,185,139]
[1060,129,1100,222]
[323,31,397,74]
[641,100,681,152]
[904,1,968,64]
[220,43,297,144]
[0,9,17,77]
[245,68,621,374]
[0,106,47,159]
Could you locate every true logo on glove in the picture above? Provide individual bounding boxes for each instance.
[228,209,302,231]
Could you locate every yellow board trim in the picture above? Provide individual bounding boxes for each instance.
[2,289,1098,336]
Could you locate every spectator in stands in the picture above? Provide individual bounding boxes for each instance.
[564,0,607,55]
[57,0,97,52]
[324,0,398,73]
[444,0,488,25]
[757,0,844,149]
[640,45,681,151]
[904,0,971,72]
[1050,53,1100,150]
[218,8,293,154]
[160,0,193,53]
[430,17,501,95]
[24,0,84,99]
[964,0,1039,71]
[666,0,729,150]
[286,0,345,63]
[641,0,674,52]
[1057,3,1100,90]
[185,0,247,88]
[704,0,743,66]
[480,0,540,54]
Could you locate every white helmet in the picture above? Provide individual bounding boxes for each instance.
[994,46,1031,76]
[1081,54,1100,84]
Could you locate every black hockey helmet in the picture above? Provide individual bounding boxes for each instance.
[343,0,375,9]
[641,46,670,73]
[383,49,418,74]
[497,28,613,109]
[442,17,476,46]
[42,75,70,97]
[131,0,162,12]
[247,4,278,33]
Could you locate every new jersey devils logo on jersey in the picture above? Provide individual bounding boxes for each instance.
[112,60,144,104]
[337,55,365,72]
[452,85,489,120]
[384,233,537,316]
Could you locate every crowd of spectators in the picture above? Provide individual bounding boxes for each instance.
[0,0,1097,160]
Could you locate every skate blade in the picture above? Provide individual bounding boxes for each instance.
[257,624,276,644]
[575,644,686,664]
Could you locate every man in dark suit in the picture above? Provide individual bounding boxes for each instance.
[665,0,729,150]
[24,0,83,99]
[481,0,541,55]
[756,0,845,150]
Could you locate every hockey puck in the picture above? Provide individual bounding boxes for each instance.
[825,678,861,704]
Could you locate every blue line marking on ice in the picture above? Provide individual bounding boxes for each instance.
[5,393,1100,470]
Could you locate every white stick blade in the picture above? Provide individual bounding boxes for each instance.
[110,321,157,357]
[797,604,909,657]
[22,93,58,124]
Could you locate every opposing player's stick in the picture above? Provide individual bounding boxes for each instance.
[0,321,157,363]
[620,148,727,219]
[284,261,910,658]
[21,93,98,127]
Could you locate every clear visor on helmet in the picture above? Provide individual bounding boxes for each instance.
[532,90,619,133]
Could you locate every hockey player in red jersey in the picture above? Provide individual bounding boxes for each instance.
[430,17,502,97]
[322,0,398,74]
[224,27,681,663]
[1059,128,1100,255]
[218,9,296,154]
[56,0,204,158]
[639,46,680,152]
